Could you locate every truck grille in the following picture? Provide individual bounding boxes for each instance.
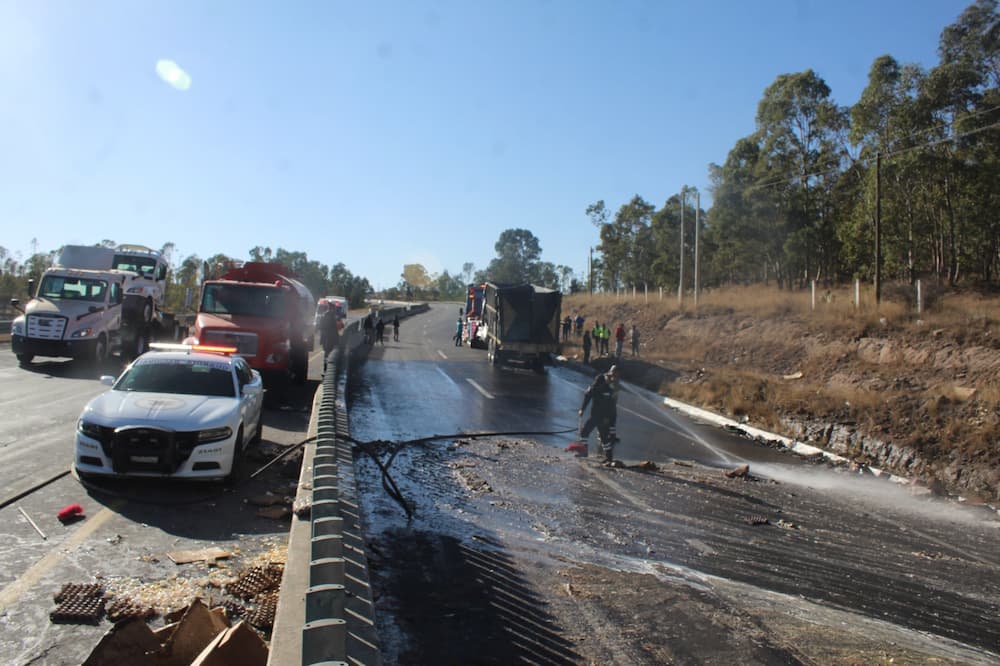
[201,330,258,356]
[26,314,68,340]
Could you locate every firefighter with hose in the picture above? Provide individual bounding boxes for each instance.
[577,365,621,463]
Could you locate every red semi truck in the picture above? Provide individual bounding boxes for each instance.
[189,262,315,386]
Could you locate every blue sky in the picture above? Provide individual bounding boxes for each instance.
[1,1,970,290]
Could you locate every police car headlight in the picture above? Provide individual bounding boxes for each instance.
[71,328,94,339]
[78,419,104,439]
[198,426,232,444]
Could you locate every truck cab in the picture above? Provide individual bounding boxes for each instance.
[111,245,169,324]
[11,268,125,365]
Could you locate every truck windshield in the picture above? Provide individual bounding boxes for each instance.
[201,284,286,317]
[112,254,158,277]
[39,276,107,303]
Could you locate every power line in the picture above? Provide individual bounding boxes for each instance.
[746,119,1000,193]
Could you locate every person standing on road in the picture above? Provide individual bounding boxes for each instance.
[562,316,572,342]
[575,314,585,337]
[614,322,626,357]
[630,324,640,357]
[392,314,400,342]
[578,365,621,462]
[319,306,340,374]
[454,318,463,346]
[582,329,592,365]
[375,317,386,345]
[600,322,611,356]
[362,314,374,345]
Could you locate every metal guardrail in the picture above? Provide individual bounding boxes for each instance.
[270,303,429,665]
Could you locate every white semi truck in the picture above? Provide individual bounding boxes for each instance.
[10,245,182,365]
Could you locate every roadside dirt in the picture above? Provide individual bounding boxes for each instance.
[561,294,1000,502]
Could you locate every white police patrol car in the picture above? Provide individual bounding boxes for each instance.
[74,344,264,481]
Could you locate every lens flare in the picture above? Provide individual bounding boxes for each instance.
[155,59,192,91]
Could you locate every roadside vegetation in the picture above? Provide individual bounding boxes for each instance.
[563,285,999,500]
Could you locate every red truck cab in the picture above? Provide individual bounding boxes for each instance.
[190,263,315,386]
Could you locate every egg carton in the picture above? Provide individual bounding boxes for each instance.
[226,564,284,600]
[50,595,106,624]
[248,592,279,631]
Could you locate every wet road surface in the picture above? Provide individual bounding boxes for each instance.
[349,304,1000,664]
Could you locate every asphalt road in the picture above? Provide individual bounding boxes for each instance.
[0,345,324,665]
[349,304,1000,664]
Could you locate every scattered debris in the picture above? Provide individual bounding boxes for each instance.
[190,620,268,666]
[775,519,799,530]
[18,506,47,540]
[565,442,588,457]
[82,617,161,666]
[226,564,284,600]
[637,460,658,471]
[51,589,106,625]
[292,497,312,518]
[724,464,750,479]
[106,597,157,623]
[158,599,231,666]
[782,371,803,380]
[563,583,575,597]
[672,460,693,468]
[744,515,770,526]
[167,547,233,566]
[246,493,288,507]
[55,583,104,603]
[247,592,279,631]
[255,506,291,520]
[57,503,85,524]
[106,534,123,545]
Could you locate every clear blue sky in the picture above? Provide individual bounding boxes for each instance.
[1,1,970,290]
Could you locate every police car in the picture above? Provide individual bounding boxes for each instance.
[74,344,264,481]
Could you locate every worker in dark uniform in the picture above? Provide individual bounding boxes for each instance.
[578,365,621,462]
[319,306,340,374]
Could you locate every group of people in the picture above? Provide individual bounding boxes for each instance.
[361,312,400,346]
[580,322,640,364]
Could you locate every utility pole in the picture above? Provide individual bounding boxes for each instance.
[694,191,700,307]
[678,189,685,305]
[875,152,882,306]
[588,247,594,296]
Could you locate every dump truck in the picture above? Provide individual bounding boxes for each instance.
[189,262,315,386]
[479,282,562,371]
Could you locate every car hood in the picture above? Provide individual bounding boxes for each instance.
[83,391,235,429]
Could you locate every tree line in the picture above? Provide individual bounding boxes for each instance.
[593,0,998,293]
[0,240,373,313]
[381,228,582,302]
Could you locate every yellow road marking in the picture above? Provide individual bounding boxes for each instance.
[0,502,123,613]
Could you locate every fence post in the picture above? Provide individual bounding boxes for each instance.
[917,279,922,315]
[811,280,816,311]
[854,279,860,310]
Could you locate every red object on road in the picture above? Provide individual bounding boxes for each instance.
[57,504,85,523]
[565,442,588,457]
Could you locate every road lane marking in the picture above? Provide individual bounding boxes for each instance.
[0,501,123,613]
[437,350,448,359]
[465,379,495,400]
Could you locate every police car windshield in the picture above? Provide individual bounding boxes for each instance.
[116,360,236,397]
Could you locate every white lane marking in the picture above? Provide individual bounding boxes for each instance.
[435,366,460,388]
[551,374,706,447]
[437,350,448,360]
[0,501,122,613]
[465,379,494,400]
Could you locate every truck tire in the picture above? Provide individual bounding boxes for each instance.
[16,353,33,366]
[130,327,150,360]
[91,334,108,365]
[142,298,153,324]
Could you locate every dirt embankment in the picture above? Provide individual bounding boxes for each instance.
[562,292,1000,502]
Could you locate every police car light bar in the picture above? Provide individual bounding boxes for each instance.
[148,343,239,355]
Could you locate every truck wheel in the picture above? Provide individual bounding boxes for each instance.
[132,328,150,360]
[91,334,108,365]
[16,353,33,366]
[291,348,308,385]
[142,298,153,324]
